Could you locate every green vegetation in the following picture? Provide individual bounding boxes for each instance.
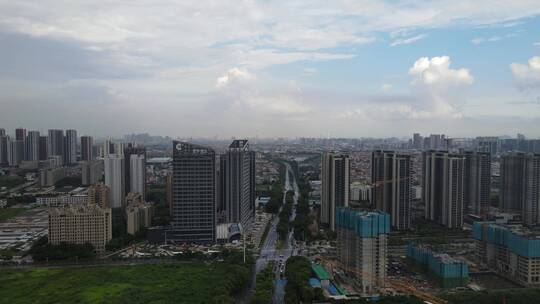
[0,208,25,221]
[147,185,170,226]
[6,195,35,207]
[0,259,252,304]
[29,236,96,261]
[441,288,540,304]
[0,175,25,189]
[284,256,316,304]
[55,176,82,187]
[259,219,272,248]
[264,181,284,214]
[389,218,470,246]
[251,262,275,304]
[292,175,314,241]
[106,228,147,252]
[277,195,293,241]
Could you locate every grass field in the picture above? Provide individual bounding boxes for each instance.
[0,208,26,221]
[0,262,248,304]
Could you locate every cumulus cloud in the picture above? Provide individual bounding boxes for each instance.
[510,56,540,89]
[390,34,427,46]
[216,67,254,88]
[409,56,474,87]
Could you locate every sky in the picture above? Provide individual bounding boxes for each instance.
[1,0,540,138]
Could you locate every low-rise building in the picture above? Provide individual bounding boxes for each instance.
[39,167,66,186]
[474,221,540,286]
[406,244,469,288]
[336,208,389,296]
[48,204,112,253]
[36,195,88,207]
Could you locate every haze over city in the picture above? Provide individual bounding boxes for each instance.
[1,1,540,137]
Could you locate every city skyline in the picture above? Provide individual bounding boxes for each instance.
[1,1,540,137]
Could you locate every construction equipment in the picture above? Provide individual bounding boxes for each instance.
[317,256,448,304]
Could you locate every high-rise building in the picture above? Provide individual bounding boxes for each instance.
[102,140,115,157]
[25,131,40,161]
[15,128,26,141]
[476,137,500,155]
[104,155,125,209]
[372,150,412,230]
[0,128,5,136]
[48,129,65,164]
[423,151,465,228]
[80,136,94,161]
[501,153,540,225]
[336,208,389,295]
[413,133,423,150]
[39,136,48,161]
[0,135,8,165]
[321,152,350,231]
[463,151,491,218]
[7,139,24,166]
[82,160,104,186]
[48,204,112,253]
[168,141,216,244]
[129,154,146,198]
[219,140,255,227]
[88,182,110,209]
[64,129,77,165]
[124,144,146,196]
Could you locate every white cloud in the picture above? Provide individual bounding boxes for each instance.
[381,84,393,91]
[471,33,517,45]
[216,67,254,88]
[390,34,427,46]
[535,42,540,47]
[303,67,317,76]
[510,56,540,89]
[409,56,474,87]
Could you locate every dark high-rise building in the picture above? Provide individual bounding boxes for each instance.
[501,153,540,225]
[81,136,94,162]
[219,140,255,227]
[124,144,146,196]
[48,129,65,163]
[0,135,8,165]
[15,128,26,141]
[0,128,5,136]
[39,136,48,161]
[321,152,350,231]
[64,129,77,165]
[7,139,24,166]
[463,151,491,218]
[423,151,465,228]
[168,141,216,243]
[25,131,40,161]
[372,150,411,230]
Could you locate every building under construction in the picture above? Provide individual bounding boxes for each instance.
[336,207,390,296]
[406,244,469,288]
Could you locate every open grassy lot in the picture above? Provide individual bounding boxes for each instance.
[0,262,249,304]
[0,208,26,221]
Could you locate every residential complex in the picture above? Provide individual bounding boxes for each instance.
[321,152,350,231]
[48,204,112,253]
[371,150,412,230]
[336,208,389,296]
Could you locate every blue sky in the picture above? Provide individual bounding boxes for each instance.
[0,1,539,138]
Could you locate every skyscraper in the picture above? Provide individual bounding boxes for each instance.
[168,141,216,244]
[64,129,77,165]
[372,150,412,230]
[413,133,423,150]
[321,152,350,231]
[104,155,125,209]
[25,131,40,161]
[0,134,8,165]
[15,128,26,141]
[501,153,540,225]
[129,154,146,198]
[0,128,5,136]
[39,136,48,161]
[124,144,146,196]
[80,136,94,161]
[48,129,65,163]
[463,151,491,218]
[423,151,465,228]
[7,139,24,166]
[219,140,255,227]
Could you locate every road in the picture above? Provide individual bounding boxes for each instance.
[239,161,299,304]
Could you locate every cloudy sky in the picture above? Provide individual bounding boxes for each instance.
[1,0,540,138]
